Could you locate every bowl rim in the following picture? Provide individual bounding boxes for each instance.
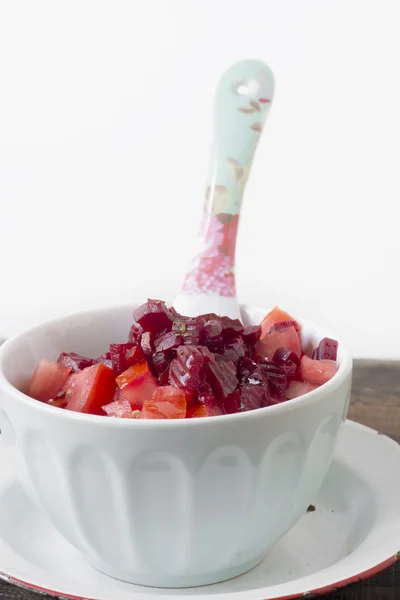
[0,303,353,428]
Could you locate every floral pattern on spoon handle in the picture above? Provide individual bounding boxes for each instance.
[182,60,275,297]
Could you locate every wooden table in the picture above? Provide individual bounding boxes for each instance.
[0,360,399,600]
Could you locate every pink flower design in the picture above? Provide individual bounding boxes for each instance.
[200,214,224,258]
[182,255,236,297]
[182,212,239,297]
[218,214,239,256]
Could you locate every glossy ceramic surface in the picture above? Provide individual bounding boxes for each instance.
[0,422,398,600]
[0,304,352,587]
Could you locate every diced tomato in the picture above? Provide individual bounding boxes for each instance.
[300,355,338,385]
[116,361,157,410]
[28,359,71,402]
[186,403,208,418]
[186,404,217,417]
[260,306,300,339]
[64,363,116,414]
[141,385,186,419]
[102,396,133,418]
[109,343,144,375]
[255,326,301,360]
[186,403,224,417]
[269,320,298,333]
[286,380,319,400]
[205,404,224,416]
[183,388,197,407]
[111,386,123,402]
[111,386,141,412]
[47,396,68,409]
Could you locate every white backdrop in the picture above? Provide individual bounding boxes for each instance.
[0,0,399,358]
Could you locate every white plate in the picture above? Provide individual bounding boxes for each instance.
[0,420,399,600]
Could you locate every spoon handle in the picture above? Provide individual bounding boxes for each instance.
[175,60,274,317]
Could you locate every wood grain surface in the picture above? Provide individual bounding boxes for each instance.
[0,359,399,600]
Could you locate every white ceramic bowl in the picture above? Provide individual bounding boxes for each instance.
[0,304,352,588]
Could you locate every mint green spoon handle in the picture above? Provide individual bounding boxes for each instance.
[206,59,274,216]
[174,60,275,319]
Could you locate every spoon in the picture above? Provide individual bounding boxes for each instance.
[173,59,275,321]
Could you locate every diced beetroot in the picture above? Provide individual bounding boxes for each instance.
[158,365,170,385]
[116,361,158,410]
[133,300,174,334]
[269,320,299,333]
[199,317,225,353]
[141,385,186,419]
[216,336,247,363]
[28,359,71,402]
[154,330,183,352]
[237,357,264,386]
[199,392,217,406]
[128,324,142,344]
[183,388,197,407]
[220,316,244,337]
[255,326,301,360]
[202,318,223,342]
[95,352,113,369]
[286,380,319,400]
[124,344,145,367]
[169,345,212,395]
[204,336,225,354]
[109,343,144,375]
[102,396,133,418]
[260,307,300,339]
[226,359,236,371]
[197,312,220,323]
[312,337,339,361]
[172,318,187,336]
[169,306,181,319]
[258,361,288,402]
[242,325,262,345]
[108,345,127,374]
[140,331,153,359]
[152,351,170,375]
[57,352,95,372]
[238,385,269,412]
[173,317,203,345]
[189,318,206,345]
[300,356,338,385]
[223,389,241,413]
[272,348,300,380]
[64,364,116,414]
[205,357,238,402]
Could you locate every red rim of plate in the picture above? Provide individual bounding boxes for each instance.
[0,553,398,600]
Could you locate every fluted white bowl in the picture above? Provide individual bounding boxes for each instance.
[0,304,352,587]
